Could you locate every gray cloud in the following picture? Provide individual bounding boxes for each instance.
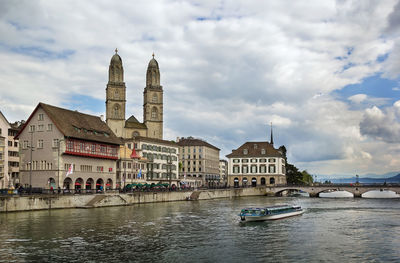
[360,103,400,143]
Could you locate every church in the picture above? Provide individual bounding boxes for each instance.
[105,49,163,140]
[105,50,180,187]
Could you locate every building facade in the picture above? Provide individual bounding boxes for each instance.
[116,143,148,189]
[226,141,286,187]
[177,137,220,188]
[0,112,22,189]
[132,136,179,187]
[16,103,121,191]
[219,159,228,187]
[105,50,163,140]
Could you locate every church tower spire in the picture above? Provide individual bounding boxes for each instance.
[143,53,163,139]
[270,122,274,146]
[106,49,126,137]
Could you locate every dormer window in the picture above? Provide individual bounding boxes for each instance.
[243,149,248,155]
[261,149,266,155]
[254,144,258,149]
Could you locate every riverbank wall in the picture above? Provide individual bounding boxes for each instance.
[0,187,267,213]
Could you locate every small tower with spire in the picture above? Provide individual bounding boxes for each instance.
[270,122,274,146]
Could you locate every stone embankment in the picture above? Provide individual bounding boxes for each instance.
[0,187,266,213]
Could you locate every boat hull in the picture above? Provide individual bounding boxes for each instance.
[240,210,304,222]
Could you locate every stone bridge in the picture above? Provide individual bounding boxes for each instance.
[266,185,400,198]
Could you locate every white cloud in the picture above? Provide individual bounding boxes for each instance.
[348,94,368,103]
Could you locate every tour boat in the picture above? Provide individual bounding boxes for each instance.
[239,205,304,222]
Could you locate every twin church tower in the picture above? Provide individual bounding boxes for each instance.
[106,49,163,140]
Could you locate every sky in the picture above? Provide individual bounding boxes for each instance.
[1,0,400,178]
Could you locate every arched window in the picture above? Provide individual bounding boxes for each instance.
[152,94,158,103]
[151,107,158,120]
[270,177,275,185]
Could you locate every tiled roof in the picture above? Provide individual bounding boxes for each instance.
[177,137,220,151]
[125,115,147,129]
[226,141,283,158]
[134,136,177,147]
[18,103,122,145]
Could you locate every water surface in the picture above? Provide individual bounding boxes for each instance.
[0,197,399,262]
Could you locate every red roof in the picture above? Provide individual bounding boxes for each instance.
[130,148,140,159]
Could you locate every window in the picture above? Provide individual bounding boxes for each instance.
[97,166,104,172]
[38,114,44,121]
[261,149,266,155]
[242,159,248,163]
[38,124,44,131]
[251,165,257,173]
[259,159,267,163]
[269,165,276,173]
[47,124,53,131]
[14,142,18,147]
[29,125,35,132]
[260,165,266,173]
[242,165,248,173]
[243,149,248,155]
[152,94,158,103]
[233,159,240,163]
[251,158,257,163]
[254,144,258,149]
[151,107,158,119]
[269,158,276,163]
[8,141,12,147]
[23,140,28,149]
[233,166,239,173]
[37,140,44,148]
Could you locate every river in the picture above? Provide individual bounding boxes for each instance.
[0,196,399,262]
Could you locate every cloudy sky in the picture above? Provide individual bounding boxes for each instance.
[1,0,400,178]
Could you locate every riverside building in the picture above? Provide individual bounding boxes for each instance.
[176,137,220,188]
[16,103,121,191]
[0,112,23,189]
[226,139,287,187]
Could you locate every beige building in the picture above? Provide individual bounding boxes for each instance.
[16,103,121,191]
[226,141,286,187]
[132,136,179,187]
[219,159,228,187]
[177,137,220,188]
[117,143,148,188]
[0,112,23,189]
[106,50,163,140]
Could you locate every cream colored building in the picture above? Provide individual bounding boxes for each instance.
[16,103,121,191]
[0,112,22,189]
[106,50,163,140]
[116,143,148,188]
[132,136,179,187]
[227,141,286,187]
[219,159,228,187]
[177,137,220,188]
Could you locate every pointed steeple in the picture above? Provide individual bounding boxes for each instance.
[270,122,274,146]
[146,53,160,87]
[109,48,124,83]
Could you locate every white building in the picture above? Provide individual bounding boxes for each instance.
[226,141,286,187]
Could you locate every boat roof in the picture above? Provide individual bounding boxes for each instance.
[241,205,299,211]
